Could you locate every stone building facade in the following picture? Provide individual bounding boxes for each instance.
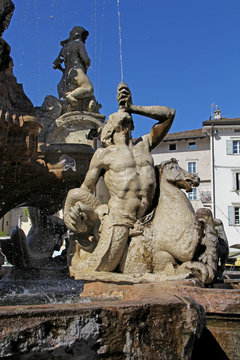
[202,111,240,248]
[152,110,240,249]
[151,128,211,212]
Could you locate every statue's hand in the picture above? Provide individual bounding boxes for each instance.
[117,83,133,110]
[68,202,88,233]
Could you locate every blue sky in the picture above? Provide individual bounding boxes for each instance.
[3,0,240,138]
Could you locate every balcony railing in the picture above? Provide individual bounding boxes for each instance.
[200,191,212,203]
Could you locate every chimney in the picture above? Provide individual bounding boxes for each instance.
[214,108,221,120]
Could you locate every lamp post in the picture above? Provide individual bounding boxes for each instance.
[211,125,218,218]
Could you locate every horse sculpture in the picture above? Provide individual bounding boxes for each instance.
[121,158,228,284]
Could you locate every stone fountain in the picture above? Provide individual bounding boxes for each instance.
[0,1,240,359]
[0,3,105,276]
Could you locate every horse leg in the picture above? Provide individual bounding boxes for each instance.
[177,261,210,285]
[153,251,176,273]
[121,234,153,274]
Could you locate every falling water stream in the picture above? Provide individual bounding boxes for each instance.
[117,0,124,83]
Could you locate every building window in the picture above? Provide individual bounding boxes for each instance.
[231,171,240,191]
[169,143,176,151]
[188,187,197,200]
[235,207,240,224]
[236,173,240,191]
[228,205,240,225]
[233,141,240,154]
[188,142,196,150]
[187,161,197,200]
[226,140,240,154]
[188,161,196,174]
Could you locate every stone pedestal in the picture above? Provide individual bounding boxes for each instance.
[46,111,105,145]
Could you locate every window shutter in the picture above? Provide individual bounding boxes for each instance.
[226,140,233,155]
[232,172,237,191]
[228,206,235,225]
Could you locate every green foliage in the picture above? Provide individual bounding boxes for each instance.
[0,231,9,236]
[23,207,29,218]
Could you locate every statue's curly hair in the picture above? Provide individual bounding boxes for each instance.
[100,110,134,147]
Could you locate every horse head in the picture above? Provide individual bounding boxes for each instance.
[157,158,200,192]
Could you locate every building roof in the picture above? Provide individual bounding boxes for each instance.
[202,117,240,127]
[163,128,205,142]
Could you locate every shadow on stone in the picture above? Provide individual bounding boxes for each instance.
[191,327,229,360]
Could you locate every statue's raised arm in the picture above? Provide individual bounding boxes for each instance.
[117,83,175,150]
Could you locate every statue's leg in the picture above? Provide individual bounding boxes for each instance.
[66,69,94,104]
[162,223,203,263]
[120,235,152,274]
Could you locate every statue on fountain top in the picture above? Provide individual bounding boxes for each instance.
[53,26,101,114]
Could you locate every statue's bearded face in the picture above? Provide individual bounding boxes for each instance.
[112,113,133,144]
[101,111,134,147]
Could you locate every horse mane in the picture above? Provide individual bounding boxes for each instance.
[157,158,178,178]
[150,158,179,213]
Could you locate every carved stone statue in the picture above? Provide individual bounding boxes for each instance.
[53,26,100,113]
[64,84,229,285]
[64,83,175,273]
[37,95,62,142]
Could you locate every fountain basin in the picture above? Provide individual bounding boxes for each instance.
[0,280,239,359]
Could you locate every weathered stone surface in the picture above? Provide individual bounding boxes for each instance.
[205,315,240,360]
[0,288,205,359]
[1,280,240,359]
[82,280,240,360]
[0,0,14,36]
[79,280,240,307]
[36,95,62,143]
[0,0,35,115]
[72,268,191,284]
[46,110,105,144]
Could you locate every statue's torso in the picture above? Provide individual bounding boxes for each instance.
[103,139,156,219]
[62,40,87,71]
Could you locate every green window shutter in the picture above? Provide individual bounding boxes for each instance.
[226,140,233,155]
[228,206,235,225]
